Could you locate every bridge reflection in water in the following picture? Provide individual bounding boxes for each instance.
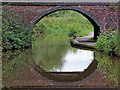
[31,40,98,82]
[2,40,120,88]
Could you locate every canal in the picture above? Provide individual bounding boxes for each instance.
[2,37,120,88]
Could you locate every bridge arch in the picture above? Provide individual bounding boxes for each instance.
[31,6,101,40]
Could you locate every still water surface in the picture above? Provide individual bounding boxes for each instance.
[32,39,94,72]
[2,38,120,87]
[54,49,94,72]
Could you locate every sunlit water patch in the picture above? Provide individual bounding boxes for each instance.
[52,49,94,72]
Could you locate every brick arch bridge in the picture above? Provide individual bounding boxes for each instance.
[31,6,100,39]
[2,0,120,39]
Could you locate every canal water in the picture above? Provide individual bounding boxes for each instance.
[32,39,94,72]
[2,38,120,88]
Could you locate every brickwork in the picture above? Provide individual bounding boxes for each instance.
[2,2,120,38]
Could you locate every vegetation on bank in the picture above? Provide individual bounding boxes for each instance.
[33,10,94,41]
[95,29,120,86]
[95,29,120,57]
[1,6,32,51]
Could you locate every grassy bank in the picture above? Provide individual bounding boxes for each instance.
[33,10,94,41]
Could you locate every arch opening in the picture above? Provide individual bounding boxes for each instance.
[31,8,100,73]
[31,7,100,40]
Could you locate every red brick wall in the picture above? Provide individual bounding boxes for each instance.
[3,5,119,31]
[80,6,118,31]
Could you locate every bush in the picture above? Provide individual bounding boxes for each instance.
[95,29,120,56]
[67,30,77,39]
[2,6,32,50]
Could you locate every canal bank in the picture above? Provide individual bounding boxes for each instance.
[71,31,95,49]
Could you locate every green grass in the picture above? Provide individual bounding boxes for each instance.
[33,10,94,41]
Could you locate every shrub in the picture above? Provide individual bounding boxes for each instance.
[95,29,120,56]
[2,6,32,50]
[67,30,77,39]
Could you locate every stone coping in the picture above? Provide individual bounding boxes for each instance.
[1,0,120,6]
[2,0,120,3]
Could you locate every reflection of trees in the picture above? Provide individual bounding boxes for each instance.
[95,51,120,87]
[32,40,68,72]
[2,49,33,84]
